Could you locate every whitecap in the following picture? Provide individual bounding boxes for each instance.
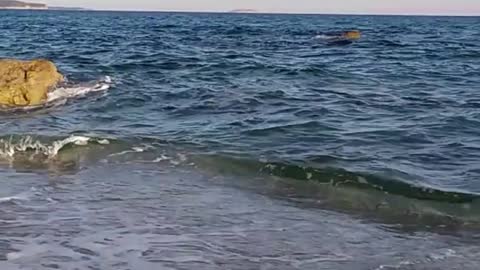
[0,189,33,203]
[6,252,22,261]
[108,146,147,157]
[47,76,112,103]
[313,34,333,40]
[0,196,23,203]
[0,135,110,159]
[153,155,170,162]
[132,147,145,153]
[48,135,92,157]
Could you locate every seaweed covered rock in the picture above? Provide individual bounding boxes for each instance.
[0,59,63,106]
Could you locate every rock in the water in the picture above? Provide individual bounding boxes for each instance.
[0,59,63,106]
[342,30,361,40]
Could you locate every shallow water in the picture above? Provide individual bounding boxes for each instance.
[1,10,480,269]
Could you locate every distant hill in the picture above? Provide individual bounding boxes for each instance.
[229,9,258,13]
[0,0,47,9]
[48,6,88,11]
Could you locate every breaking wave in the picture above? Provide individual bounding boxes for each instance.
[0,135,110,161]
[47,76,112,104]
[1,134,478,203]
[1,134,480,227]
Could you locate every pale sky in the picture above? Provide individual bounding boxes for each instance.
[43,0,480,15]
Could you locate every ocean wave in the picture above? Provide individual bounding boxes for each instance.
[0,135,110,160]
[0,195,24,203]
[0,134,477,205]
[191,154,480,227]
[0,188,36,204]
[313,34,332,40]
[47,76,112,103]
[0,134,479,226]
[193,154,479,204]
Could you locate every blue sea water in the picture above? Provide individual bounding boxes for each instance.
[1,10,480,269]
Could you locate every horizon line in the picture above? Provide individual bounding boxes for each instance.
[2,7,480,17]
[98,9,480,16]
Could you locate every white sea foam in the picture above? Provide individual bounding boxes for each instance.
[6,252,22,261]
[0,188,35,203]
[0,196,23,203]
[0,135,110,159]
[375,249,458,270]
[47,76,112,103]
[313,34,331,40]
[153,155,170,162]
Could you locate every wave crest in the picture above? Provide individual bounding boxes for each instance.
[194,154,480,204]
[0,135,109,160]
[47,76,112,104]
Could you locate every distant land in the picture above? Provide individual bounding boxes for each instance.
[0,1,478,16]
[229,9,258,13]
[0,0,46,9]
[0,0,87,10]
[48,6,88,11]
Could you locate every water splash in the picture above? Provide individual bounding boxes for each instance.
[47,76,112,103]
[0,135,110,160]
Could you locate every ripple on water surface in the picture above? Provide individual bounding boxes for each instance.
[0,11,480,269]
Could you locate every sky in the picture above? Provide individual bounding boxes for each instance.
[43,0,480,15]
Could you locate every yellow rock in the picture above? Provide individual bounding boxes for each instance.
[0,59,63,106]
[342,30,361,40]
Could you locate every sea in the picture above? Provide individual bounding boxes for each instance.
[0,10,480,270]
